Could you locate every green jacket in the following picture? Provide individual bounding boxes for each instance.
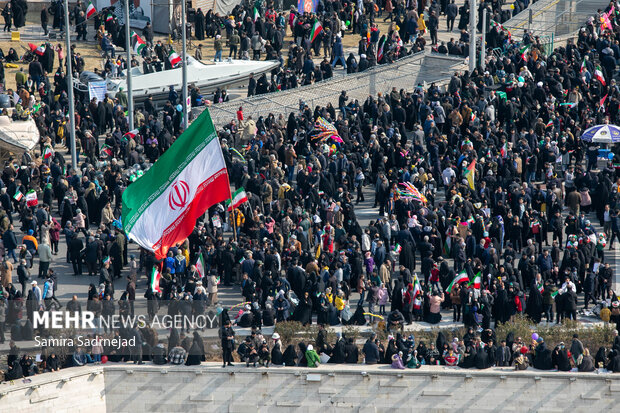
[214,39,224,52]
[306,349,320,367]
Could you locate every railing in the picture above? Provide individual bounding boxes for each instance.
[199,52,465,127]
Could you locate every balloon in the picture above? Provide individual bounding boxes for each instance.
[176,104,183,112]
[531,333,539,341]
[101,355,108,364]
[518,76,524,83]
[517,82,524,87]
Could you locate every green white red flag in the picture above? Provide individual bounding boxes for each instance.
[467,272,482,289]
[195,252,206,279]
[13,190,22,201]
[86,1,97,19]
[519,45,529,62]
[25,190,38,207]
[151,266,162,293]
[446,270,469,292]
[35,45,46,56]
[168,49,182,67]
[123,129,139,141]
[226,187,248,211]
[310,20,323,42]
[122,109,231,259]
[43,145,53,159]
[594,66,606,86]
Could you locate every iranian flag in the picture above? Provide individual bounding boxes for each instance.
[101,144,113,157]
[150,266,162,293]
[412,276,422,298]
[594,66,606,86]
[106,14,114,22]
[500,142,508,158]
[13,190,23,201]
[43,145,53,159]
[310,19,323,42]
[413,298,422,310]
[446,271,469,292]
[392,243,402,254]
[131,31,146,54]
[35,45,46,56]
[253,6,260,21]
[86,1,97,19]
[226,187,248,211]
[467,272,482,289]
[122,109,231,259]
[580,58,587,73]
[123,129,139,140]
[195,252,206,279]
[168,48,182,67]
[25,190,38,207]
[519,45,529,62]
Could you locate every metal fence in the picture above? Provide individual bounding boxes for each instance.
[503,0,610,38]
[199,52,465,127]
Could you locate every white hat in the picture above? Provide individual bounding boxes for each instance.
[31,280,37,285]
[307,344,313,351]
[272,333,280,340]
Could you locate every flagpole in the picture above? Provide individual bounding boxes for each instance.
[181,0,188,130]
[63,0,78,171]
[230,197,237,242]
[124,0,134,131]
[468,0,477,72]
[481,7,487,70]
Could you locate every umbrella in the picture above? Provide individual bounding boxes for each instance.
[580,124,620,143]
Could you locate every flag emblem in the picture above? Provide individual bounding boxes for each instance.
[168,180,190,210]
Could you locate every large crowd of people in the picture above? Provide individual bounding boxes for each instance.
[1,0,620,382]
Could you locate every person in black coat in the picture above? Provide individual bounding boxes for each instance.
[11,0,25,28]
[282,344,297,366]
[474,344,490,369]
[5,359,23,380]
[185,340,203,366]
[152,342,167,365]
[194,9,205,40]
[533,339,553,370]
[40,7,48,36]
[271,338,283,365]
[331,335,346,363]
[552,345,571,371]
[69,233,84,275]
[344,337,359,363]
[293,292,313,326]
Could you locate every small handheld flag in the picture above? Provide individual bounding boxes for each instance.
[168,49,182,67]
[86,1,97,19]
[25,190,38,207]
[151,267,162,293]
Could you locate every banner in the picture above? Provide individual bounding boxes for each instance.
[88,81,107,103]
[297,0,318,13]
[95,0,152,29]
